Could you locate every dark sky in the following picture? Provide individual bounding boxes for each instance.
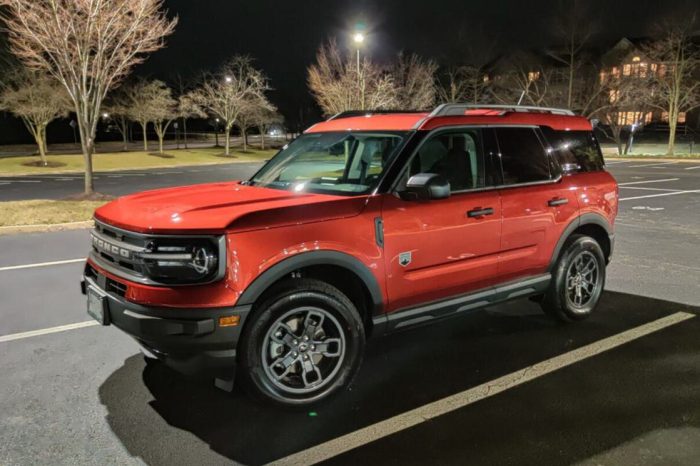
[141,0,697,127]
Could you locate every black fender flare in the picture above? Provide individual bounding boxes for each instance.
[236,250,384,315]
[548,213,614,271]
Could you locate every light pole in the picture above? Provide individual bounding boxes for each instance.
[353,32,365,110]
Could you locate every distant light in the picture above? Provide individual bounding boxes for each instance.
[102,113,109,118]
[225,76,232,83]
[215,118,220,122]
[353,32,365,44]
[293,182,306,192]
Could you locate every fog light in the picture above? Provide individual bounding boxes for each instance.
[219,315,240,327]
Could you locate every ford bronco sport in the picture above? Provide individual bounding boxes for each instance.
[82,104,618,406]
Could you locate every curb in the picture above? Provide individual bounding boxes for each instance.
[0,220,93,236]
[0,157,267,178]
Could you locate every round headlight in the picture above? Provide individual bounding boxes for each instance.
[191,246,217,274]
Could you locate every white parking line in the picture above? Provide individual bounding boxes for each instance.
[268,312,695,466]
[619,186,681,192]
[0,258,85,272]
[685,166,700,170]
[620,189,700,201]
[0,182,9,185]
[618,178,679,186]
[0,321,98,343]
[627,161,678,168]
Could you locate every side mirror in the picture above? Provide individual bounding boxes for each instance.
[399,173,450,201]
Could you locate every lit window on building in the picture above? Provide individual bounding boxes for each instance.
[617,111,650,126]
[679,112,686,123]
[611,67,620,78]
[528,71,540,81]
[623,64,632,76]
[609,89,620,103]
[632,56,641,62]
[660,112,684,123]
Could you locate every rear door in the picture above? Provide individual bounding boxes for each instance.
[382,128,503,312]
[495,127,579,282]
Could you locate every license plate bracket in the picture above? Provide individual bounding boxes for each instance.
[87,284,110,326]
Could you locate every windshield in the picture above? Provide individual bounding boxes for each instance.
[248,131,408,195]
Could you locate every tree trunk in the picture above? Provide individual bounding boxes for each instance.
[34,125,48,166]
[158,133,164,154]
[260,128,265,150]
[242,128,247,152]
[667,121,677,156]
[77,119,95,195]
[225,125,231,156]
[121,117,129,151]
[183,117,188,149]
[142,122,149,151]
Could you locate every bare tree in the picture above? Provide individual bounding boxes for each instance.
[307,39,399,116]
[192,56,270,156]
[437,65,491,104]
[103,88,133,151]
[236,95,275,152]
[0,0,177,195]
[643,16,700,155]
[547,0,596,109]
[176,90,205,149]
[149,84,178,154]
[254,106,283,150]
[0,69,70,165]
[491,61,567,107]
[594,75,651,154]
[393,53,438,109]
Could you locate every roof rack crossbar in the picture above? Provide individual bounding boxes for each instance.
[328,109,422,121]
[430,104,575,117]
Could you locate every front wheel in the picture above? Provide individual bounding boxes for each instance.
[238,279,365,407]
[541,235,606,322]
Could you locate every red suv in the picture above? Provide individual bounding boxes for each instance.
[82,104,618,406]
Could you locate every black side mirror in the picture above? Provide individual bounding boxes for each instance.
[399,173,450,201]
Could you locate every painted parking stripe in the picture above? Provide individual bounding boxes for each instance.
[0,321,99,343]
[627,161,678,168]
[0,258,85,272]
[620,189,700,201]
[268,312,695,466]
[685,166,700,170]
[619,186,682,192]
[618,178,679,186]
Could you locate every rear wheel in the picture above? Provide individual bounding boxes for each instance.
[238,279,365,407]
[541,235,606,322]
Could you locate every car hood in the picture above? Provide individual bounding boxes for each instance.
[94,182,369,234]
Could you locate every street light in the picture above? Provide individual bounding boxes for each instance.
[225,76,232,83]
[353,32,365,109]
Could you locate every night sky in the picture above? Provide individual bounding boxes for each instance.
[140,0,695,127]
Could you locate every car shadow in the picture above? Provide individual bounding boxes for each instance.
[98,291,698,465]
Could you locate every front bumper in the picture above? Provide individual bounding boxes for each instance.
[81,264,251,378]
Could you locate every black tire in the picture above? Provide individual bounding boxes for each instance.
[541,234,606,323]
[238,278,365,407]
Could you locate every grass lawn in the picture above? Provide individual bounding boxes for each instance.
[0,200,106,227]
[0,147,276,176]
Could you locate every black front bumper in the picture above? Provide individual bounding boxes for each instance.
[81,268,251,379]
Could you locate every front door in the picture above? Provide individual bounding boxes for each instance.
[382,128,502,312]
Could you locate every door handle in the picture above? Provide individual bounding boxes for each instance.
[467,207,494,218]
[548,197,569,207]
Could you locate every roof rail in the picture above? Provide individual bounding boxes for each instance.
[430,104,575,117]
[328,109,421,121]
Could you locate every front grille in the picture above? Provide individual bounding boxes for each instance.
[91,220,151,280]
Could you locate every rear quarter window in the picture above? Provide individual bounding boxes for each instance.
[541,128,605,173]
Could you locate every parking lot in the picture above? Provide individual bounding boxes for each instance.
[1,159,699,465]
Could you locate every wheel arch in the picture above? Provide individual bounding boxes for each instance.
[548,213,613,271]
[236,250,384,330]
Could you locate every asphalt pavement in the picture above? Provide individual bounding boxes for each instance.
[0,162,263,201]
[1,159,699,465]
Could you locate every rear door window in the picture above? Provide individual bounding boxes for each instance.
[540,128,605,173]
[494,128,551,184]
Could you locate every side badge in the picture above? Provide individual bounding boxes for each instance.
[398,251,412,267]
